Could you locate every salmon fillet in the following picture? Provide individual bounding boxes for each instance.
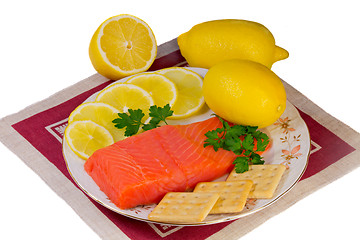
[84,117,236,209]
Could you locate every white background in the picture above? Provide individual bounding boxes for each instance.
[1,1,359,239]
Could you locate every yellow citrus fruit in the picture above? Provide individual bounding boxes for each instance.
[89,14,157,80]
[68,102,125,142]
[202,59,287,128]
[95,83,154,122]
[126,72,177,107]
[65,120,114,159]
[178,19,289,69]
[156,67,205,119]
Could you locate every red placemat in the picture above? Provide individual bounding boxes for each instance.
[1,38,359,240]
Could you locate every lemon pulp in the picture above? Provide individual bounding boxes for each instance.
[156,67,205,119]
[89,14,157,80]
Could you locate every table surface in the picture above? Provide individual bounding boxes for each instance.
[1,1,359,240]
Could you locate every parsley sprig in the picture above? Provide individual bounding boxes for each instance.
[204,115,270,173]
[112,104,173,137]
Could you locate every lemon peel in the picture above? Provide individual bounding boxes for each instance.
[202,59,286,128]
[178,19,288,69]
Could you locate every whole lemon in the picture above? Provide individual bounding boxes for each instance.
[178,19,289,69]
[202,59,286,128]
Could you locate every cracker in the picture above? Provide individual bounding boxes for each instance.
[148,192,220,223]
[194,180,253,214]
[226,164,286,198]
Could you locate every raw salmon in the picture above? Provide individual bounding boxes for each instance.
[84,117,258,209]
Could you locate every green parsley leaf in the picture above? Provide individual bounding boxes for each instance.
[141,121,158,131]
[204,130,222,152]
[246,126,258,134]
[233,157,249,173]
[113,104,174,136]
[242,134,254,151]
[228,125,247,136]
[143,104,174,130]
[112,109,145,137]
[250,153,265,165]
[203,115,270,173]
[253,131,270,152]
[151,104,173,123]
[224,133,241,152]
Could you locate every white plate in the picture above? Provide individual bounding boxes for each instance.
[62,67,310,226]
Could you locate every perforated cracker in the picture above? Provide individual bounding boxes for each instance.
[148,192,220,223]
[226,164,286,198]
[194,180,253,214]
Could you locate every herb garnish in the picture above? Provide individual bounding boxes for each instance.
[204,115,270,173]
[112,104,173,137]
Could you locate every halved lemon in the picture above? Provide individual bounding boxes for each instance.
[68,102,125,142]
[89,14,157,80]
[95,83,154,122]
[126,72,177,107]
[156,67,205,119]
[65,120,114,159]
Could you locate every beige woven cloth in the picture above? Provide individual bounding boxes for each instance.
[0,39,359,240]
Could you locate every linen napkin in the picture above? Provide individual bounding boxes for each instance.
[0,38,359,240]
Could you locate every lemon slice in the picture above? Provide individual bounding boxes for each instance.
[65,120,114,159]
[126,72,178,107]
[89,14,157,80]
[95,83,154,122]
[68,102,125,142]
[156,67,205,119]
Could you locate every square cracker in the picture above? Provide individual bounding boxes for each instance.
[148,192,220,223]
[194,180,253,214]
[226,164,286,198]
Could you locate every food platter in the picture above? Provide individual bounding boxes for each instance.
[62,67,310,226]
